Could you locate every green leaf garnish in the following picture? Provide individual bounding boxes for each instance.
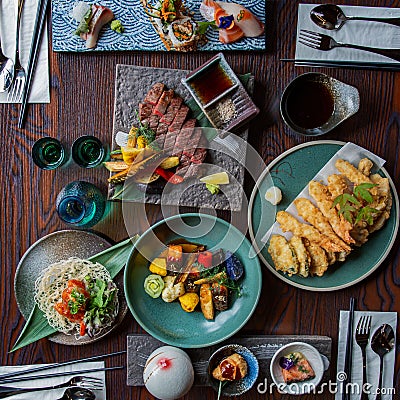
[206,183,220,194]
[354,183,378,204]
[355,206,379,226]
[196,21,217,35]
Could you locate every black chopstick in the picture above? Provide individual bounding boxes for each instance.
[342,297,356,400]
[281,58,400,71]
[17,0,49,129]
[0,350,126,382]
[0,366,124,385]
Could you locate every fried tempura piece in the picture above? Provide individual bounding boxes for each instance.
[268,235,299,276]
[335,159,378,195]
[309,181,355,245]
[294,198,351,252]
[358,158,374,176]
[327,174,349,199]
[350,222,370,246]
[368,174,392,233]
[326,251,337,265]
[276,211,344,253]
[289,236,310,278]
[303,240,329,277]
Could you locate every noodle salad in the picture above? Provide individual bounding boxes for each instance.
[34,257,119,338]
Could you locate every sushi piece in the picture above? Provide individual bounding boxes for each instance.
[279,352,315,383]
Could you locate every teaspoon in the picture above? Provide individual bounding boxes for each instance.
[310,4,400,31]
[57,387,96,400]
[371,324,395,400]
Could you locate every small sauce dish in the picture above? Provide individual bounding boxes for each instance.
[207,343,259,397]
[270,342,330,395]
[280,72,359,136]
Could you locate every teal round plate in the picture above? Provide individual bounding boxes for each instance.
[249,140,399,291]
[124,213,262,348]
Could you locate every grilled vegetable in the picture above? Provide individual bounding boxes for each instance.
[225,251,244,281]
[194,271,227,285]
[167,245,183,269]
[144,274,165,298]
[179,292,199,312]
[122,147,142,164]
[161,276,185,303]
[103,161,129,172]
[211,282,228,311]
[184,278,199,293]
[159,156,180,170]
[198,251,213,268]
[149,258,167,276]
[155,167,184,184]
[199,283,214,320]
[108,168,129,184]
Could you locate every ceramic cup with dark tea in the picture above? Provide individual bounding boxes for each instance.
[280,72,359,136]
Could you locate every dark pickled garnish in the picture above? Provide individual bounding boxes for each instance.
[185,279,199,293]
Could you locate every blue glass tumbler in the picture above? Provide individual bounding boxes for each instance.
[56,181,105,228]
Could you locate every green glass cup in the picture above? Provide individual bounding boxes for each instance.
[72,135,105,168]
[31,137,65,170]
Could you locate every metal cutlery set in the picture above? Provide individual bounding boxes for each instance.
[342,300,395,400]
[0,0,49,127]
[0,350,125,399]
[294,3,400,68]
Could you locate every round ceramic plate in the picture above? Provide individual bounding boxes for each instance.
[249,140,399,291]
[14,230,128,345]
[124,213,262,348]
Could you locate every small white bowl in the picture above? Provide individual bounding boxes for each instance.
[270,342,329,395]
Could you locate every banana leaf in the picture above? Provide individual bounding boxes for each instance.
[11,235,139,352]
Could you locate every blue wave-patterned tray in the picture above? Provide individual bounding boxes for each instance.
[51,0,266,52]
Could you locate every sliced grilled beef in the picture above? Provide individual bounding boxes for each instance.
[138,102,153,123]
[164,131,178,155]
[153,89,174,116]
[168,105,189,133]
[181,124,201,158]
[160,96,183,125]
[144,83,165,105]
[156,122,169,136]
[149,114,161,130]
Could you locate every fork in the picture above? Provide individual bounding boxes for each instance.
[299,29,400,62]
[355,315,372,400]
[0,376,103,398]
[7,0,26,103]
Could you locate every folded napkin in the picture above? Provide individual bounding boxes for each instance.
[0,0,50,103]
[336,311,397,400]
[0,361,106,399]
[296,4,400,65]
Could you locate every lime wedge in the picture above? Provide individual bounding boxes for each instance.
[200,172,230,185]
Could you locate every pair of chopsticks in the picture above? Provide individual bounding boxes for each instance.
[0,350,126,385]
[17,0,49,129]
[342,298,356,400]
[281,58,400,71]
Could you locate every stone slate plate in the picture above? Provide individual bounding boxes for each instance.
[127,334,332,387]
[51,0,265,52]
[109,64,252,211]
[14,230,128,345]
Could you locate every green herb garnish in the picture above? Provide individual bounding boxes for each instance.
[75,7,92,36]
[135,110,156,144]
[196,21,217,35]
[206,183,220,194]
[67,289,87,314]
[354,183,378,204]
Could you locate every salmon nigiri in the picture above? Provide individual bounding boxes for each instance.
[200,0,244,44]
[200,0,264,43]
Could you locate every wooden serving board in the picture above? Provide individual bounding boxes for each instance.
[126,334,332,386]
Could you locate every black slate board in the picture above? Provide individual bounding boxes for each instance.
[109,65,254,211]
[127,334,332,387]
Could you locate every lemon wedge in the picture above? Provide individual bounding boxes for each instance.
[200,172,230,185]
[265,186,282,205]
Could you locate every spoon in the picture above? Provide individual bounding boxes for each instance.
[371,324,395,400]
[56,387,96,400]
[310,4,400,31]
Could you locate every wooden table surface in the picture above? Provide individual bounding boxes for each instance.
[0,0,399,399]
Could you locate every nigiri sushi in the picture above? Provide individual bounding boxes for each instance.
[200,0,264,43]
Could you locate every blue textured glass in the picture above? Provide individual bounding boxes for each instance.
[56,181,105,228]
